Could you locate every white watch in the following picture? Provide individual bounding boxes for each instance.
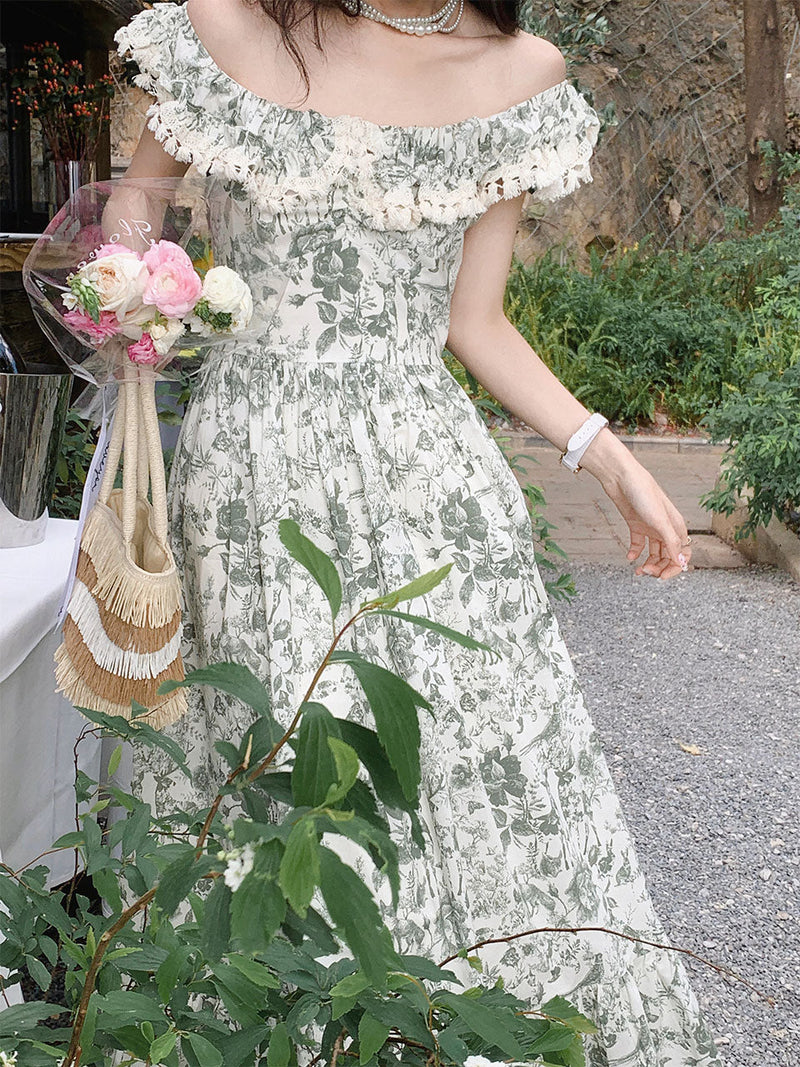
[559,412,609,473]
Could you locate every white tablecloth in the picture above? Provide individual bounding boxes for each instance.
[0,517,102,884]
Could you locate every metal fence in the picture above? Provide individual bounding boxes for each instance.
[521,0,800,263]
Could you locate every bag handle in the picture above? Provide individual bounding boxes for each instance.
[96,361,169,547]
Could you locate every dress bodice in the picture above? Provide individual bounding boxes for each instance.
[114,2,601,359]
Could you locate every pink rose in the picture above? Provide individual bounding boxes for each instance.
[64,307,120,345]
[95,242,140,259]
[142,239,192,271]
[127,332,160,366]
[142,258,202,319]
[141,243,200,316]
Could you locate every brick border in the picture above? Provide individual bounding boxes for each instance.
[492,429,730,454]
[711,503,800,584]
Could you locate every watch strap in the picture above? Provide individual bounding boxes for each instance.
[560,413,609,472]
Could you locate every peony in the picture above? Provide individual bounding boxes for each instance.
[201,265,254,329]
[148,316,186,356]
[127,332,160,366]
[94,242,140,260]
[143,257,202,318]
[79,251,150,319]
[64,307,120,345]
[142,239,193,271]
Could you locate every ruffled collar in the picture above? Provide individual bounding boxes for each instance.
[115,1,601,230]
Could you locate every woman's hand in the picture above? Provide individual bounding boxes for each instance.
[599,461,692,580]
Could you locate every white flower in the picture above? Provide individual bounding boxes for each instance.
[148,316,186,356]
[79,252,150,319]
[0,1052,19,1067]
[201,265,254,331]
[222,842,256,892]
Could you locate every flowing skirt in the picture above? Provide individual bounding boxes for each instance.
[133,343,724,1067]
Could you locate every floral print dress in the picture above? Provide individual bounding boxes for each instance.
[114,5,724,1065]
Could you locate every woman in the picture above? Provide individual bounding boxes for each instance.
[114,1,722,1063]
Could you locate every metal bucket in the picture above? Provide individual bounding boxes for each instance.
[0,369,71,548]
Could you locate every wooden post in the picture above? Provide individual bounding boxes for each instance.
[743,0,786,230]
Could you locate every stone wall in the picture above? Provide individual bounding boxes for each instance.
[110,1,800,264]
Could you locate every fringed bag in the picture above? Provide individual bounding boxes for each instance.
[55,363,188,728]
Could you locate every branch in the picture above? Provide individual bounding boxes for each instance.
[440,925,775,1005]
[61,887,156,1067]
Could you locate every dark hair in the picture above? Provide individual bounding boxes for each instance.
[241,0,523,102]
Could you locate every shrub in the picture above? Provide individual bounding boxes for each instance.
[699,361,800,540]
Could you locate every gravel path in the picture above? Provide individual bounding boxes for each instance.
[550,561,800,1067]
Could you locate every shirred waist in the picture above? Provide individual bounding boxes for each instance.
[202,335,446,367]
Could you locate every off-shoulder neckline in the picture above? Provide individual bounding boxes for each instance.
[177,1,570,135]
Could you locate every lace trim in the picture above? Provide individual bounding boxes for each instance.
[115,5,601,230]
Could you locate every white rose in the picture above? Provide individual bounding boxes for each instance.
[149,317,186,356]
[81,252,150,319]
[202,265,250,315]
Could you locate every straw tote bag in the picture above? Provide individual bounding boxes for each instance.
[54,363,188,728]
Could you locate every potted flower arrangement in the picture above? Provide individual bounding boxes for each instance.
[9,40,115,213]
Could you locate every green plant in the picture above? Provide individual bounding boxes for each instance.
[699,362,800,540]
[50,411,98,520]
[9,41,114,162]
[0,521,599,1066]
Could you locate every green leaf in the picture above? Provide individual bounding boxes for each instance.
[0,1002,68,1036]
[227,954,281,989]
[278,518,342,619]
[159,662,272,720]
[318,847,398,987]
[324,737,360,805]
[149,1029,178,1063]
[364,563,453,608]
[373,607,498,660]
[95,990,168,1024]
[76,707,191,777]
[329,651,429,803]
[540,995,598,1035]
[359,1012,390,1063]
[315,813,399,907]
[279,819,319,918]
[107,743,123,777]
[201,880,231,962]
[121,802,152,856]
[91,866,123,915]
[436,992,526,1058]
[155,851,202,915]
[267,1022,291,1067]
[333,721,408,812]
[50,830,85,849]
[183,1032,224,1067]
[291,703,341,807]
[24,955,51,992]
[230,870,286,953]
[156,949,186,1004]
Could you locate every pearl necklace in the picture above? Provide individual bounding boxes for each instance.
[340,0,465,35]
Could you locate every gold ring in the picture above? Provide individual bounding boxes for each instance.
[681,536,692,546]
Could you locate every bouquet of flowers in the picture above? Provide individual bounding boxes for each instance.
[60,239,255,370]
[24,173,286,388]
[22,174,287,728]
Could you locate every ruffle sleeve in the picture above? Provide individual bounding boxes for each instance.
[113,3,601,230]
[476,81,601,207]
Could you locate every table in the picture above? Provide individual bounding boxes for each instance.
[0,517,102,885]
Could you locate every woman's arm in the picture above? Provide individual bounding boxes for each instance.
[100,125,191,253]
[445,192,692,580]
